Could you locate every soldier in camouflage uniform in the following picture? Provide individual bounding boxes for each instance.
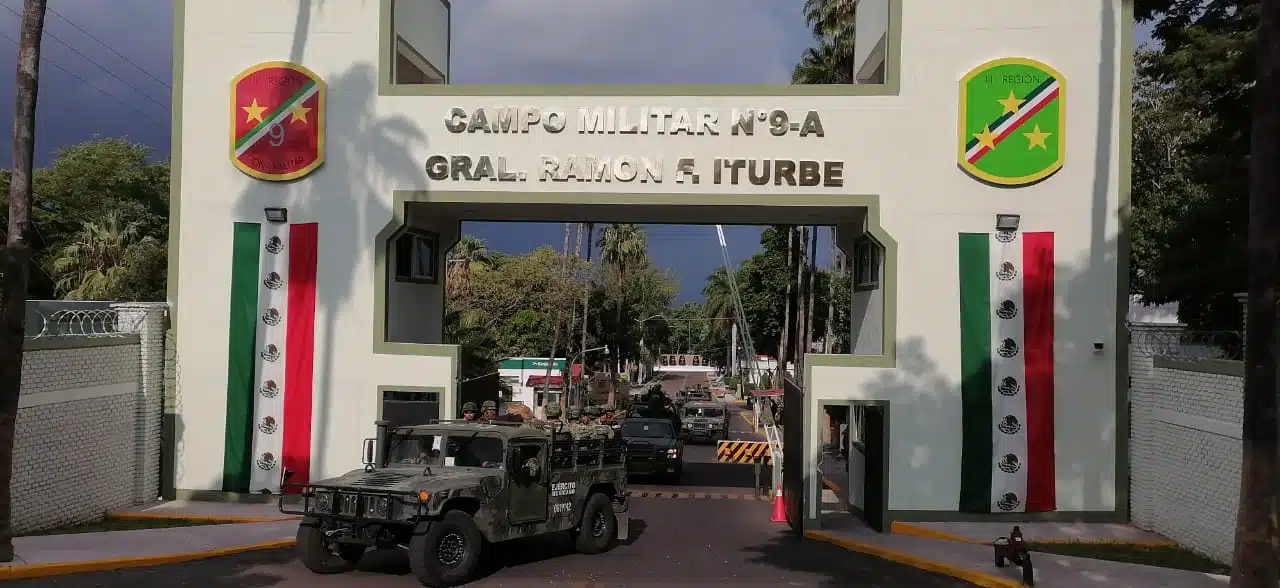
[565,408,596,440]
[584,406,615,439]
[461,402,478,421]
[481,400,499,421]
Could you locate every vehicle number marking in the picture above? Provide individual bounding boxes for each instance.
[551,482,576,497]
[552,502,572,515]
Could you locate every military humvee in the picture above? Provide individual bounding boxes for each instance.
[681,400,729,443]
[280,419,629,587]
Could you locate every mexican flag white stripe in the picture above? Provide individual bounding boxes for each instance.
[988,233,1028,512]
[249,223,288,493]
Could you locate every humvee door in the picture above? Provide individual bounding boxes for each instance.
[507,440,549,524]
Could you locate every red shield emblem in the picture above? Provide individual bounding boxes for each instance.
[230,61,325,181]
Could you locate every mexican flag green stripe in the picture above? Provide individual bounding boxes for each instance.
[223,222,262,492]
[958,234,993,513]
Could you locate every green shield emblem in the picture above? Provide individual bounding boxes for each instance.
[958,58,1065,186]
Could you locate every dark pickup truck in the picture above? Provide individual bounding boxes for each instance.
[619,418,683,484]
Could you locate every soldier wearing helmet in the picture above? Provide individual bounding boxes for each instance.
[481,400,498,421]
[461,402,478,421]
[544,403,562,420]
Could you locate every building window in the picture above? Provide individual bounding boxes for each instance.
[678,355,687,366]
[692,356,701,366]
[382,390,440,428]
[393,229,439,284]
[853,237,881,291]
[660,355,669,366]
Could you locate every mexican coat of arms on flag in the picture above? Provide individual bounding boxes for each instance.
[230,61,326,182]
[958,57,1065,187]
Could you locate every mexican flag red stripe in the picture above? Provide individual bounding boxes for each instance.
[283,223,318,490]
[958,231,1056,513]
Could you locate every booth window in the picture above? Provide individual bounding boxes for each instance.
[382,390,440,428]
[853,237,881,292]
[394,229,440,284]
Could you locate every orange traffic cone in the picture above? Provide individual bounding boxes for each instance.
[770,485,787,523]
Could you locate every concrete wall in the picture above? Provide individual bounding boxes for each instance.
[1129,324,1242,564]
[12,303,167,534]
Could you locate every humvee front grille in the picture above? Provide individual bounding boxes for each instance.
[352,471,412,488]
[337,492,359,516]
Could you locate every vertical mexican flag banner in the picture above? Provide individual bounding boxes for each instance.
[958,231,1056,513]
[223,222,319,494]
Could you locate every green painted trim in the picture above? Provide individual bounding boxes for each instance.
[1153,356,1244,378]
[167,0,185,329]
[377,0,902,97]
[175,488,301,505]
[1114,0,1135,524]
[888,509,1124,524]
[23,335,140,351]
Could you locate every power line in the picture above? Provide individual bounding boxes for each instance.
[0,29,167,128]
[0,2,168,110]
[43,4,171,90]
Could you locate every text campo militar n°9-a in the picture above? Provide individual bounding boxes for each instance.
[424,106,845,187]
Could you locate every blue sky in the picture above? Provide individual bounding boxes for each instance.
[0,1,1155,302]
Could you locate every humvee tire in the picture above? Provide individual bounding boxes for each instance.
[297,524,365,574]
[574,492,618,554]
[409,510,483,587]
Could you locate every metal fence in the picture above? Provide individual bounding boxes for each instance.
[1129,326,1243,361]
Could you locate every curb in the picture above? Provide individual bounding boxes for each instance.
[1,539,296,581]
[889,522,1179,548]
[109,513,302,524]
[804,530,1022,588]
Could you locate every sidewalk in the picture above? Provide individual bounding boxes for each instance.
[808,516,1229,588]
[812,462,1228,587]
[0,502,300,580]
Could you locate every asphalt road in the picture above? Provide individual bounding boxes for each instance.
[16,404,977,587]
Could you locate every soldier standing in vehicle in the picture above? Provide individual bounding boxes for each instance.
[565,408,594,439]
[461,402,478,421]
[481,400,499,421]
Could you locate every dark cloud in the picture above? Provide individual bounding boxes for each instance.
[0,0,172,165]
[450,0,812,85]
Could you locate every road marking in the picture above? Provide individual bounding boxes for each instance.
[624,490,770,501]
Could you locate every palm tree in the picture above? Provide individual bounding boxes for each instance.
[702,267,735,347]
[442,306,499,380]
[792,41,854,85]
[446,235,491,299]
[51,211,159,300]
[793,0,857,85]
[598,223,648,405]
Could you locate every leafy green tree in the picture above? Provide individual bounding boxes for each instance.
[597,223,648,401]
[51,211,164,301]
[445,235,491,299]
[442,307,499,380]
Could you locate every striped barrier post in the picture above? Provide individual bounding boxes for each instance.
[717,440,773,497]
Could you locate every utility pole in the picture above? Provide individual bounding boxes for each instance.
[0,0,48,562]
[544,223,573,410]
[730,321,738,377]
[580,222,595,408]
[1231,1,1280,585]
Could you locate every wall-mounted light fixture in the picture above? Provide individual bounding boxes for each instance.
[264,207,288,223]
[995,213,1021,232]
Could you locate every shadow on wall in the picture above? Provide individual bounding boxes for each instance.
[215,0,431,481]
[825,0,1124,516]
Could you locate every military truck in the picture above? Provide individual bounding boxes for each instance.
[681,400,729,443]
[279,419,629,587]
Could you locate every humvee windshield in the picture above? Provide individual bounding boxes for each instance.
[683,407,724,419]
[388,433,506,469]
[621,421,675,439]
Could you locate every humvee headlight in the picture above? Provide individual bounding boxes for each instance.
[418,491,431,502]
[313,491,332,513]
[666,448,679,458]
[365,496,390,518]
